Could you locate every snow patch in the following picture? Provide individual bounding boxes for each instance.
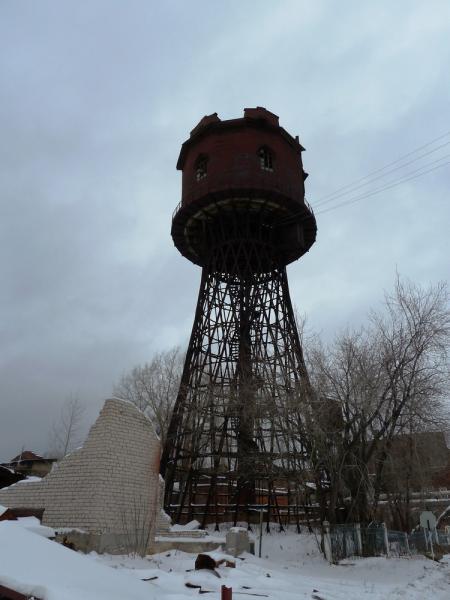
[15,476,42,484]
[16,517,55,538]
[171,519,201,532]
[0,522,161,599]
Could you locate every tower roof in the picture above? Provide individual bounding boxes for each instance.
[177,106,305,170]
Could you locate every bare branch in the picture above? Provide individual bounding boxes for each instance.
[113,346,184,449]
[49,395,86,458]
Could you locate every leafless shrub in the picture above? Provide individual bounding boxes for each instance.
[119,493,155,558]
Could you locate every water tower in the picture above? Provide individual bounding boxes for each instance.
[161,107,317,528]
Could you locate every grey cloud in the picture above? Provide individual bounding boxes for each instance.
[0,0,449,460]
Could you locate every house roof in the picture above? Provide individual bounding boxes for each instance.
[10,451,45,463]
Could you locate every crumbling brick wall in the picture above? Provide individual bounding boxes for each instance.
[0,398,167,537]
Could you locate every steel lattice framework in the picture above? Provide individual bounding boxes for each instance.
[162,203,315,528]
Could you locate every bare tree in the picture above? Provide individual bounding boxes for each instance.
[113,346,183,448]
[303,276,450,525]
[49,395,86,458]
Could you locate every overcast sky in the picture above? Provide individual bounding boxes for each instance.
[1,1,449,461]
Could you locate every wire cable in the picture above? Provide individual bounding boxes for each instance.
[316,156,450,216]
[316,129,450,204]
[314,139,450,209]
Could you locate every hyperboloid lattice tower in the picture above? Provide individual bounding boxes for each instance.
[161,107,317,528]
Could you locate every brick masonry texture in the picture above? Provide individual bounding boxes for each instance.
[0,398,169,536]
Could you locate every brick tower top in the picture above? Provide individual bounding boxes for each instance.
[171,107,316,270]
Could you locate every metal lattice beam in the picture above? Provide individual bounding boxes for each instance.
[161,206,312,529]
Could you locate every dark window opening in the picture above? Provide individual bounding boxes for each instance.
[195,156,208,181]
[258,147,273,171]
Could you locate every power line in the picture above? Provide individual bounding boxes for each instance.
[276,138,450,226]
[316,129,450,204]
[316,157,450,216]
[314,139,450,209]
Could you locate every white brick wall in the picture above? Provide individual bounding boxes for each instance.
[0,398,166,537]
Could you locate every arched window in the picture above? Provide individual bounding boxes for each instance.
[195,155,208,181]
[258,147,273,171]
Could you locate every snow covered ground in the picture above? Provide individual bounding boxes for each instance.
[94,528,450,599]
[1,520,449,599]
[0,521,162,600]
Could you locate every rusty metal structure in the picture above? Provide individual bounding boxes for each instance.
[161,108,317,528]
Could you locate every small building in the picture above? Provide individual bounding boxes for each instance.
[2,451,56,478]
[373,430,450,530]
